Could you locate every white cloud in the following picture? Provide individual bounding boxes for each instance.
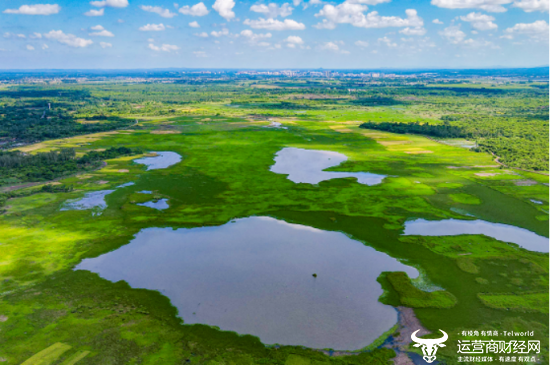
[319,41,339,51]
[439,25,467,43]
[189,21,200,28]
[213,0,235,20]
[194,50,207,57]
[100,41,112,48]
[460,12,497,30]
[241,29,272,42]
[250,3,293,18]
[139,23,166,31]
[42,43,48,49]
[431,0,511,12]
[504,20,549,40]
[179,2,209,16]
[90,0,128,8]
[195,32,209,37]
[211,28,230,37]
[89,25,114,37]
[43,30,93,47]
[433,18,443,24]
[355,40,369,47]
[3,33,26,39]
[244,18,306,30]
[30,32,43,39]
[314,5,423,30]
[148,43,180,52]
[140,5,177,18]
[512,0,549,12]
[85,8,104,16]
[378,36,397,47]
[26,45,35,51]
[399,26,427,35]
[285,35,304,44]
[4,4,61,15]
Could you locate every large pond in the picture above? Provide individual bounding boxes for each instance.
[403,218,549,253]
[270,147,386,185]
[76,216,418,350]
[134,151,182,170]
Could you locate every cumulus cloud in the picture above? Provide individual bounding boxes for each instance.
[355,40,369,47]
[195,32,209,37]
[89,25,114,37]
[43,30,93,47]
[319,41,340,51]
[148,43,179,52]
[504,20,549,40]
[139,23,166,31]
[433,18,443,24]
[100,41,112,48]
[30,32,42,39]
[189,21,200,27]
[240,29,272,42]
[460,12,497,30]
[243,18,306,30]
[4,33,27,39]
[213,0,235,20]
[42,43,48,49]
[26,45,35,50]
[512,0,549,12]
[85,8,104,16]
[314,5,423,30]
[211,28,230,37]
[400,26,427,35]
[439,25,467,43]
[179,2,209,16]
[90,0,128,8]
[378,36,397,47]
[4,4,60,15]
[431,0,511,12]
[140,5,177,18]
[250,3,293,18]
[285,35,304,44]
[194,51,207,57]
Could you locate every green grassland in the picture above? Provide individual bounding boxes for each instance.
[0,81,548,364]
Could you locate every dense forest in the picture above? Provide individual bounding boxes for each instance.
[0,146,141,186]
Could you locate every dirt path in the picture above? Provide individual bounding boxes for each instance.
[383,307,431,365]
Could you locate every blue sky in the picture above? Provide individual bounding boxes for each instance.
[0,0,548,69]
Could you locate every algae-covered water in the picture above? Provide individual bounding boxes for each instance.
[76,216,419,350]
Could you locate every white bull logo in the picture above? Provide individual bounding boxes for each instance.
[411,329,448,363]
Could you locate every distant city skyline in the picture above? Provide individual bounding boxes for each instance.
[0,0,548,69]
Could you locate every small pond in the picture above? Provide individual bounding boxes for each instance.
[403,218,549,253]
[270,147,386,185]
[264,121,288,129]
[61,190,114,212]
[134,151,182,170]
[76,216,418,350]
[137,198,169,210]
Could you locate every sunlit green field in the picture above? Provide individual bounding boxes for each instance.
[0,84,548,364]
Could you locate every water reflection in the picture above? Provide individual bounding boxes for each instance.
[76,216,418,350]
[137,198,169,210]
[270,147,386,185]
[61,190,114,212]
[134,151,182,170]
[403,218,549,253]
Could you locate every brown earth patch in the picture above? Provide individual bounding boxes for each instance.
[118,169,129,173]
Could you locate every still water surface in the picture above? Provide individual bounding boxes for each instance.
[76,216,418,350]
[270,147,386,185]
[134,151,182,170]
[404,218,549,253]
